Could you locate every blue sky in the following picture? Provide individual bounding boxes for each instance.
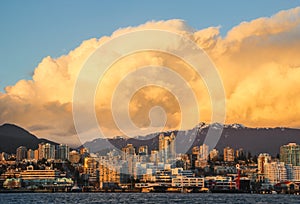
[0,1,299,91]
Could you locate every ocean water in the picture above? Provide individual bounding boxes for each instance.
[0,193,299,204]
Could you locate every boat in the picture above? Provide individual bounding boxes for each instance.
[71,184,82,192]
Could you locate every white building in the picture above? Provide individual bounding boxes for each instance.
[264,161,287,184]
[172,176,204,188]
[293,166,300,181]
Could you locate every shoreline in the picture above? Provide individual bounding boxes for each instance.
[0,190,299,195]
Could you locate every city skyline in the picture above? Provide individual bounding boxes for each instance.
[2,134,300,194]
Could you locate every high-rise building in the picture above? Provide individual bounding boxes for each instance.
[280,143,300,166]
[158,132,176,163]
[56,144,70,161]
[122,144,135,159]
[150,150,159,164]
[292,166,300,181]
[84,157,98,174]
[0,152,8,161]
[99,162,121,187]
[38,143,45,160]
[16,146,27,161]
[37,143,56,160]
[223,147,235,162]
[138,145,148,155]
[257,153,271,174]
[27,149,35,161]
[209,149,219,160]
[199,144,209,161]
[44,143,55,160]
[264,161,287,184]
[235,148,244,159]
[34,150,39,161]
[122,144,136,176]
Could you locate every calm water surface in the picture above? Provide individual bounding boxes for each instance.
[0,193,299,204]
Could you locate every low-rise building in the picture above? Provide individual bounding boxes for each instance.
[172,176,204,188]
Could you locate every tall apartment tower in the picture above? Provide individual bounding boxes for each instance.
[264,161,287,184]
[16,146,27,161]
[158,132,176,163]
[223,146,235,162]
[199,144,209,161]
[258,153,271,174]
[280,143,300,166]
[56,144,70,161]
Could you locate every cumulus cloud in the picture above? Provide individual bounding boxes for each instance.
[1,7,300,145]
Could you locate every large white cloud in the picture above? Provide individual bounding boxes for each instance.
[1,7,300,146]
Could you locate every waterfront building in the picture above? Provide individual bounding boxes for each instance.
[3,178,21,189]
[99,164,121,188]
[153,169,172,184]
[205,176,237,190]
[280,143,300,166]
[292,166,300,181]
[172,176,204,188]
[19,165,73,188]
[264,161,287,184]
[20,165,60,180]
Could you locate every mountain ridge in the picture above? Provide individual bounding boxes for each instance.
[83,123,300,156]
[1,123,300,156]
[0,123,58,154]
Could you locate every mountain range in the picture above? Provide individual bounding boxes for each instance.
[1,123,300,156]
[83,123,300,156]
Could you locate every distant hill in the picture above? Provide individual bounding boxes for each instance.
[1,123,300,156]
[0,123,58,154]
[83,123,300,156]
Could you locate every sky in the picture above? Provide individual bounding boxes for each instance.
[0,1,300,146]
[1,1,300,91]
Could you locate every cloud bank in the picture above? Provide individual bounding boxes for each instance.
[1,7,300,146]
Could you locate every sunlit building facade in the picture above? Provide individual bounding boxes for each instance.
[224,147,235,162]
[280,143,300,166]
[264,161,287,184]
[16,146,27,162]
[158,132,176,163]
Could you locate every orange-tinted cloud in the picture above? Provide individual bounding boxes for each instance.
[0,7,300,145]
